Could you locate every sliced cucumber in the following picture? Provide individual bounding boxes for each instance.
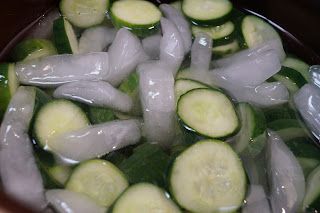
[66,159,128,207]
[112,183,181,213]
[177,88,239,138]
[110,0,161,37]
[33,99,90,148]
[233,103,267,158]
[212,39,239,56]
[262,104,296,123]
[170,140,246,212]
[182,0,233,26]
[192,21,235,46]
[53,17,79,54]
[0,63,19,118]
[283,57,310,82]
[241,15,281,48]
[298,157,320,178]
[60,0,109,28]
[11,39,57,61]
[269,67,307,94]
[267,119,308,141]
[175,78,209,104]
[285,137,320,161]
[118,72,141,116]
[119,143,171,187]
[88,106,115,124]
[303,165,320,211]
[48,165,72,185]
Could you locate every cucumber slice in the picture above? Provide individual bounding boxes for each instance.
[303,165,320,211]
[175,79,209,104]
[118,143,171,187]
[177,88,239,138]
[241,15,281,48]
[66,159,128,207]
[267,119,308,141]
[110,0,161,37]
[170,140,246,212]
[283,57,310,82]
[212,39,239,56]
[192,21,235,46]
[53,17,79,54]
[262,104,296,122]
[285,137,320,161]
[112,183,181,213]
[48,165,72,185]
[88,106,115,124]
[182,0,233,26]
[33,99,90,148]
[60,0,109,28]
[269,67,307,94]
[298,157,320,178]
[233,103,267,158]
[11,39,57,61]
[0,63,19,118]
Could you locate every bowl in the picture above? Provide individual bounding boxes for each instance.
[0,0,319,212]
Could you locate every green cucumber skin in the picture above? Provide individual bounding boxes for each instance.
[250,104,267,138]
[230,9,247,49]
[11,39,57,61]
[53,17,75,54]
[33,148,63,189]
[183,8,233,27]
[88,106,115,124]
[212,32,237,47]
[177,88,241,140]
[110,12,160,38]
[0,63,11,119]
[29,88,52,148]
[277,66,308,88]
[267,119,302,130]
[119,143,171,187]
[285,137,320,160]
[263,104,297,123]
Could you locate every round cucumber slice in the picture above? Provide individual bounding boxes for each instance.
[33,99,89,148]
[60,0,109,28]
[182,0,233,26]
[112,183,181,213]
[11,39,57,62]
[241,15,281,48]
[212,39,240,56]
[170,140,246,212]
[175,78,209,104]
[177,88,239,138]
[110,0,161,37]
[66,159,128,207]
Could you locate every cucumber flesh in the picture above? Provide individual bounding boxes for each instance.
[298,157,320,178]
[33,99,89,148]
[53,17,79,54]
[66,159,128,207]
[182,0,233,26]
[212,39,239,56]
[303,165,320,211]
[174,78,209,104]
[170,140,246,212]
[242,15,282,50]
[177,88,239,138]
[267,119,308,141]
[11,39,57,62]
[110,0,161,37]
[112,183,181,213]
[283,57,310,82]
[0,63,19,118]
[192,21,235,45]
[60,0,109,28]
[233,103,267,158]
